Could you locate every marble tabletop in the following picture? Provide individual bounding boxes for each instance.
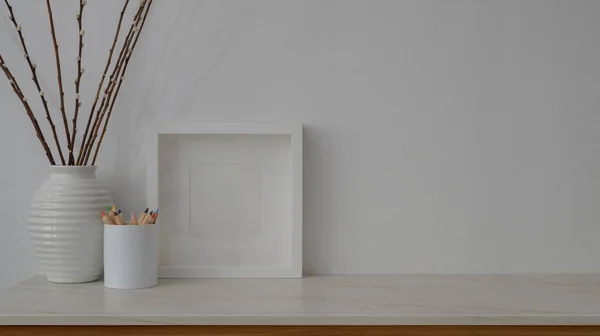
[0,274,599,325]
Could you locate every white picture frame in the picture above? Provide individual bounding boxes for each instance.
[147,123,302,278]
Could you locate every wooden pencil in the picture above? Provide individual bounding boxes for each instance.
[137,208,148,224]
[113,211,125,225]
[117,209,125,224]
[100,211,113,224]
[131,212,138,225]
[108,210,116,223]
[142,211,153,224]
[152,208,158,223]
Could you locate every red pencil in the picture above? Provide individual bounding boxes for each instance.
[100,211,113,224]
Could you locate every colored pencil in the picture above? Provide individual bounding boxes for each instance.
[152,208,159,223]
[138,208,149,225]
[117,209,125,224]
[142,211,153,225]
[108,209,116,223]
[113,211,125,225]
[102,205,157,225]
[100,211,113,224]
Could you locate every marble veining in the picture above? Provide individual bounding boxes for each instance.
[1,275,600,325]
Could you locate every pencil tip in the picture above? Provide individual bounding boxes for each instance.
[144,208,149,213]
[117,209,122,215]
[100,211,105,216]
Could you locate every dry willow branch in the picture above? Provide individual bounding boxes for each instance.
[92,0,153,165]
[76,0,130,165]
[2,0,151,165]
[81,0,146,164]
[82,2,145,163]
[4,0,65,164]
[0,54,55,165]
[69,0,85,165]
[45,0,71,164]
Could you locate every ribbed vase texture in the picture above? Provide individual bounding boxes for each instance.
[29,166,112,283]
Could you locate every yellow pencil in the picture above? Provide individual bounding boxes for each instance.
[108,210,116,223]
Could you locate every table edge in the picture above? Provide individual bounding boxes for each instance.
[2,314,600,325]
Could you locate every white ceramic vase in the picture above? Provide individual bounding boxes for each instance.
[29,166,112,283]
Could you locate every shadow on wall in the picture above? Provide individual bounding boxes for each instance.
[302,125,333,275]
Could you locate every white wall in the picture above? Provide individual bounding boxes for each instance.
[2,0,600,290]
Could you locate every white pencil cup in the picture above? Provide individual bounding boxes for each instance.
[104,224,158,289]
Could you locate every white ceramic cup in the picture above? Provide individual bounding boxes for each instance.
[104,224,158,289]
